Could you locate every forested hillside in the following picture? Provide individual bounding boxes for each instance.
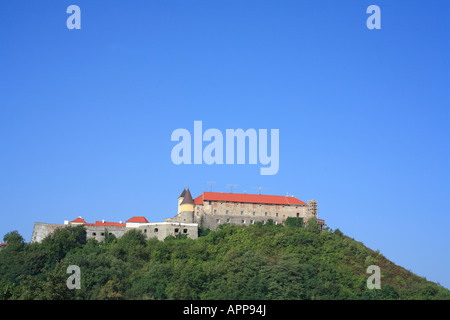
[0,219,448,300]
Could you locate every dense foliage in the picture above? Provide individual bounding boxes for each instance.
[0,220,448,300]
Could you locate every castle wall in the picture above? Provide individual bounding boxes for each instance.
[138,222,198,241]
[84,225,127,242]
[199,214,278,230]
[31,222,66,243]
[166,211,194,223]
[31,221,198,243]
[192,200,312,230]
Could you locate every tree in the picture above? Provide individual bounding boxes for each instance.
[1,218,449,300]
[40,226,87,269]
[285,217,304,228]
[16,261,74,300]
[97,276,124,300]
[305,217,321,234]
[3,231,24,244]
[0,280,20,300]
[333,229,344,237]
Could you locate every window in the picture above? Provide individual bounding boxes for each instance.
[183,229,188,234]
[276,213,279,217]
[252,212,255,216]
[226,210,229,214]
[197,212,199,216]
[144,229,147,233]
[216,219,220,224]
[214,209,217,214]
[92,232,96,236]
[174,228,179,233]
[296,213,300,217]
[241,220,245,224]
[251,220,254,224]
[265,212,268,216]
[154,228,158,232]
[241,211,244,215]
[226,219,230,223]
[101,233,104,236]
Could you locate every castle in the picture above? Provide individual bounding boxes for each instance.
[31,189,324,243]
[166,189,324,229]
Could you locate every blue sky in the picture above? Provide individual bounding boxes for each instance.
[1,1,449,289]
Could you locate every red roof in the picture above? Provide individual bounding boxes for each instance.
[0,243,7,246]
[126,216,149,223]
[71,217,87,224]
[91,221,126,227]
[70,217,126,227]
[194,192,308,206]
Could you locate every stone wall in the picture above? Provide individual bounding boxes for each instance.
[84,225,127,242]
[165,211,195,223]
[138,222,198,241]
[30,222,66,243]
[192,200,312,230]
[31,221,198,243]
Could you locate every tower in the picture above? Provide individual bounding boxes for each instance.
[177,188,195,223]
[177,188,186,213]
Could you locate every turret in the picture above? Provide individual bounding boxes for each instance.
[178,188,195,223]
[178,188,186,212]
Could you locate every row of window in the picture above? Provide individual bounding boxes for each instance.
[215,219,279,225]
[145,228,189,234]
[199,210,282,217]
[200,211,303,218]
[91,228,189,237]
[201,202,303,209]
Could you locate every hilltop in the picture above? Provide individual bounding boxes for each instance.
[0,219,449,300]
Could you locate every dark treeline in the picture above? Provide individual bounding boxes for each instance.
[0,218,448,300]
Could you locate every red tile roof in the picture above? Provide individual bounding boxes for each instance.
[70,217,126,227]
[194,192,308,206]
[71,217,87,224]
[126,216,149,223]
[69,217,152,226]
[92,221,126,227]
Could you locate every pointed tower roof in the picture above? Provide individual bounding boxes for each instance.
[178,188,186,199]
[180,189,194,205]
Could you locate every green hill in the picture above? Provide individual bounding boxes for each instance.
[0,219,449,300]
